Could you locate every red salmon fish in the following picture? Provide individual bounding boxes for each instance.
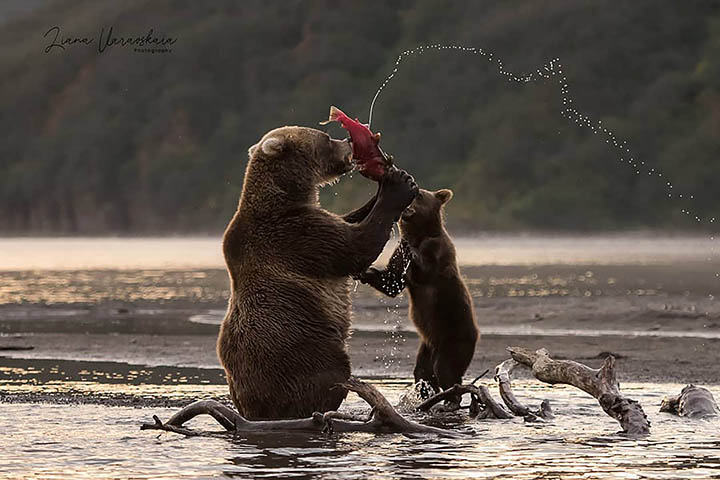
[320,106,391,181]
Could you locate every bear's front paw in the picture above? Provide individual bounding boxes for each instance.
[381,168,419,211]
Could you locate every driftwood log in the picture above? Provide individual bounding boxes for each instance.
[660,385,719,418]
[508,347,650,435]
[141,377,464,438]
[417,383,512,419]
[494,358,553,422]
[142,348,659,438]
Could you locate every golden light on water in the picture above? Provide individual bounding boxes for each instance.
[6,380,717,479]
[0,269,229,305]
[0,236,716,273]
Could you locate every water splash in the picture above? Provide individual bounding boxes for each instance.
[376,297,409,369]
[367,43,718,281]
[396,379,436,413]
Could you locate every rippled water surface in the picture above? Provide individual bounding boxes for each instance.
[2,263,718,306]
[1,381,719,479]
[3,235,720,307]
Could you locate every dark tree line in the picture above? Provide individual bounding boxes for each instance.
[1,0,719,233]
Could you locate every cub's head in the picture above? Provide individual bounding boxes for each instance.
[248,126,353,189]
[399,188,453,242]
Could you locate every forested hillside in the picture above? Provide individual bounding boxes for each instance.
[2,0,719,233]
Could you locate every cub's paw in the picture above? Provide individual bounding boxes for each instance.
[358,267,381,285]
[381,168,419,211]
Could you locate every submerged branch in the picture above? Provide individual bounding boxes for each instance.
[494,359,553,421]
[507,347,650,434]
[141,377,465,438]
[660,385,719,418]
[416,383,512,419]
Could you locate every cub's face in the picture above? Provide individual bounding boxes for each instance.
[399,188,453,240]
[400,188,452,223]
[251,126,353,185]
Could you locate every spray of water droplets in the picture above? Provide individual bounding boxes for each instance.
[367,43,719,290]
[375,299,410,369]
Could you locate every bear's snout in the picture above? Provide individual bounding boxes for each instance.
[333,138,354,173]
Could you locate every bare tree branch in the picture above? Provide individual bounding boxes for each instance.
[141,377,465,438]
[416,383,512,419]
[507,347,650,434]
[494,359,553,421]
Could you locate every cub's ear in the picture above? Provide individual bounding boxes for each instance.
[259,136,284,156]
[434,189,453,204]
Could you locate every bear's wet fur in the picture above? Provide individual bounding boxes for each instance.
[218,126,418,419]
[361,188,478,403]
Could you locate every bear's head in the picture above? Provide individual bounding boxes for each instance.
[399,188,453,243]
[247,126,353,194]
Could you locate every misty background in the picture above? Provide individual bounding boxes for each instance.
[2,0,719,234]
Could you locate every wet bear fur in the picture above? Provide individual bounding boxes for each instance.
[361,188,478,402]
[217,126,418,419]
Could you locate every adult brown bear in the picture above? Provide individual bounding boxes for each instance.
[217,126,417,419]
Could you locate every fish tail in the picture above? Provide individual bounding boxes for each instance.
[319,105,343,125]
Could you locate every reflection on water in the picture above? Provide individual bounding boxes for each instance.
[0,237,225,271]
[0,235,716,271]
[0,381,718,479]
[0,269,228,305]
[1,265,716,306]
[448,236,718,266]
[1,236,718,306]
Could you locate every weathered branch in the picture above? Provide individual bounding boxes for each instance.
[416,383,512,419]
[660,385,719,418]
[508,347,650,435]
[494,358,553,421]
[340,378,465,436]
[141,401,323,434]
[163,399,238,431]
[416,384,465,412]
[142,414,213,437]
[141,377,465,438]
[474,385,513,419]
[494,359,530,416]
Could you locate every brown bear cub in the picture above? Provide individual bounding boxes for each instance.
[218,126,418,420]
[361,188,478,408]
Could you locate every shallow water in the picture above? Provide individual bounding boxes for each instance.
[2,236,719,478]
[1,381,718,479]
[0,235,716,271]
[2,263,718,306]
[3,234,720,308]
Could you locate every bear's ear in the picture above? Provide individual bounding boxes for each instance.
[434,189,453,205]
[259,136,284,156]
